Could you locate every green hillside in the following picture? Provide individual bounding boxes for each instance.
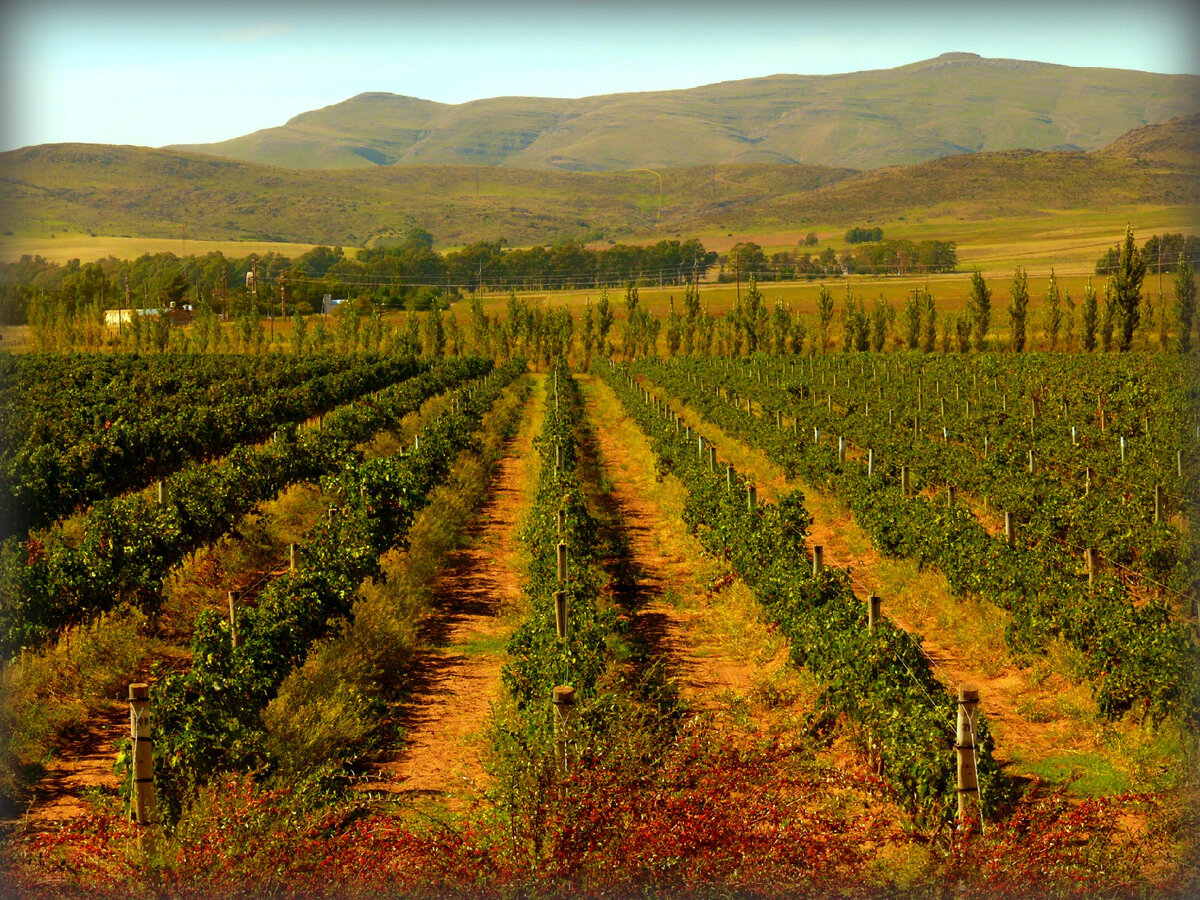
[167,54,1200,173]
[2,117,1196,251]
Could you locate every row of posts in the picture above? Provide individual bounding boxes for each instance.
[652,373,985,822]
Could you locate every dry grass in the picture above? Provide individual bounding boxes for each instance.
[261,377,533,772]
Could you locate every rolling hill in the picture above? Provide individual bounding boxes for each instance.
[168,54,1199,173]
[1,117,1196,251]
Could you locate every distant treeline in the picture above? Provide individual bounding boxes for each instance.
[720,238,956,282]
[1095,233,1200,276]
[0,232,720,325]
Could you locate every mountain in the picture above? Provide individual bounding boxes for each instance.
[167,54,1200,173]
[3,116,1196,250]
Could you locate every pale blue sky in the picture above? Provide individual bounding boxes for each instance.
[2,0,1197,152]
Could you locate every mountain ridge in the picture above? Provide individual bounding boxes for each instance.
[3,116,1196,250]
[166,53,1199,173]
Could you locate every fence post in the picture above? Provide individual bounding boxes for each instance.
[1004,512,1015,547]
[128,683,156,831]
[812,545,823,576]
[837,436,846,462]
[289,543,296,572]
[868,594,881,631]
[554,590,569,639]
[557,541,567,584]
[552,685,576,774]
[1028,450,1035,475]
[1071,426,1078,447]
[155,481,165,505]
[1086,547,1098,584]
[956,686,981,824]
[813,426,820,445]
[867,448,875,478]
[228,591,239,648]
[747,483,757,512]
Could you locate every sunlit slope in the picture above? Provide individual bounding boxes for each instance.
[168,54,1199,172]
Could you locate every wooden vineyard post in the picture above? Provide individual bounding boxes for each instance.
[867,594,881,631]
[775,410,782,429]
[1028,450,1035,475]
[1086,548,1098,584]
[709,444,717,472]
[552,685,575,774]
[557,542,567,584]
[867,448,875,478]
[747,483,757,512]
[726,463,735,490]
[813,426,820,445]
[947,485,957,507]
[1179,450,1184,479]
[1120,436,1127,463]
[554,590,569,639]
[956,686,981,824]
[1085,467,1094,497]
[900,466,910,496]
[837,436,846,463]
[1071,426,1078,447]
[557,509,566,536]
[1004,512,1015,547]
[698,435,705,460]
[289,543,296,572]
[128,683,156,835]
[983,435,989,459]
[1154,485,1162,524]
[812,545,823,576]
[228,591,239,648]
[155,481,165,505]
[555,445,563,471]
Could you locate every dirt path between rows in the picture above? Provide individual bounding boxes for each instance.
[641,376,1081,770]
[577,375,766,714]
[369,391,538,803]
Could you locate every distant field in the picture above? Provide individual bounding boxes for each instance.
[0,234,320,264]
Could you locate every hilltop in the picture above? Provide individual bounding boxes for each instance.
[1,118,1196,251]
[167,54,1199,173]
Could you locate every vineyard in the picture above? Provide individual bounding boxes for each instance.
[0,347,1196,898]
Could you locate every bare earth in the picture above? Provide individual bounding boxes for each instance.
[578,375,762,711]
[372,395,537,802]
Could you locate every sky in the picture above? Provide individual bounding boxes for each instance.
[1,0,1197,153]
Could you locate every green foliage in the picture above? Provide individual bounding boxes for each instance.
[598,358,1009,823]
[0,358,493,655]
[968,269,992,352]
[151,359,526,817]
[1175,256,1196,353]
[634,352,1198,732]
[844,226,883,244]
[0,354,423,540]
[1113,226,1147,352]
[1007,266,1029,352]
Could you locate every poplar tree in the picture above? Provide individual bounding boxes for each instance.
[1042,268,1061,349]
[1113,225,1146,352]
[967,268,991,350]
[1176,255,1196,352]
[1007,266,1029,352]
